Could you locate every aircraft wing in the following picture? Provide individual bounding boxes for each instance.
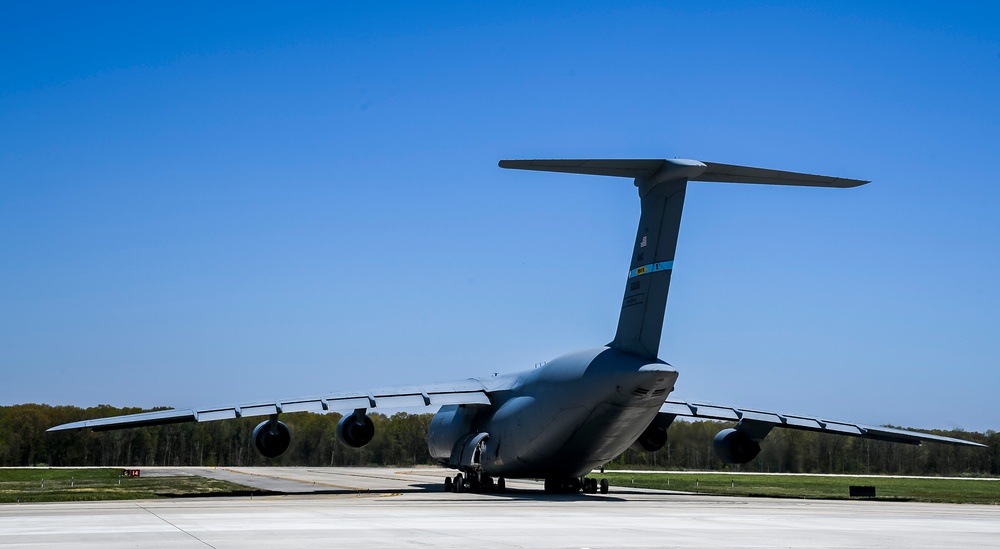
[47,379,493,432]
[659,400,985,447]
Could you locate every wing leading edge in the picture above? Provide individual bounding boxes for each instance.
[47,380,492,432]
[659,400,985,447]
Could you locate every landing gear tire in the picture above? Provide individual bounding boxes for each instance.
[496,477,506,492]
[454,473,464,492]
[583,478,597,494]
[481,474,495,492]
[444,476,453,492]
[600,478,609,494]
[544,478,583,494]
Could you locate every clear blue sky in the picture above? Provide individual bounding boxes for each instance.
[2,2,998,431]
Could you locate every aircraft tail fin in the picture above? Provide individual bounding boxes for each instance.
[499,158,868,360]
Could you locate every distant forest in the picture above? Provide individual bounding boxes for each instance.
[2,404,997,476]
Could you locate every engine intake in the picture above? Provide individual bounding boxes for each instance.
[252,419,291,458]
[712,428,761,464]
[337,410,375,448]
[630,422,668,452]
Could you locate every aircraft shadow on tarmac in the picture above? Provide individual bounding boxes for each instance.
[410,483,633,502]
[187,482,633,502]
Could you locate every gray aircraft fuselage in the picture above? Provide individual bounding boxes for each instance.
[428,347,677,478]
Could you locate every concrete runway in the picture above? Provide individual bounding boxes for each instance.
[2,467,998,548]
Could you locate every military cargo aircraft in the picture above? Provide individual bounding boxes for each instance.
[50,158,983,494]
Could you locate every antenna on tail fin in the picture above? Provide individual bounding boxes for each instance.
[499,158,869,360]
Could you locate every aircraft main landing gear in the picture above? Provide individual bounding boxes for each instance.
[444,472,505,493]
[544,476,610,494]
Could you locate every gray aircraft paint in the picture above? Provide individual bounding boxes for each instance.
[612,171,688,359]
[50,158,983,485]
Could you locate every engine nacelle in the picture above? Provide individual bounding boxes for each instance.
[712,428,761,464]
[336,411,375,448]
[252,419,291,458]
[629,422,668,452]
[426,404,489,465]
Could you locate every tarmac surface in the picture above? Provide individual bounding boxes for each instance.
[2,466,999,548]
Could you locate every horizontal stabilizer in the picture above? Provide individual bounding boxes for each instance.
[696,162,868,188]
[499,159,869,188]
[498,159,666,179]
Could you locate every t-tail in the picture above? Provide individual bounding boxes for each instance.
[499,158,869,360]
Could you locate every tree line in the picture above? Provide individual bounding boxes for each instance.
[1,403,997,476]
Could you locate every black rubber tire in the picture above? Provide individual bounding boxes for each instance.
[600,478,609,494]
[444,476,453,492]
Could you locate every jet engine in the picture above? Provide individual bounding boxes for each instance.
[427,404,490,465]
[629,422,668,452]
[336,410,375,448]
[712,428,761,464]
[252,419,291,458]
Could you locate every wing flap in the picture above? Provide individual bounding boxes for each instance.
[373,394,426,408]
[197,408,239,422]
[236,403,279,418]
[430,391,491,406]
[821,420,865,436]
[739,410,783,424]
[280,399,328,414]
[782,415,825,429]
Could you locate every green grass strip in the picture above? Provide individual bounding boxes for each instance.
[0,468,269,503]
[604,471,1000,504]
